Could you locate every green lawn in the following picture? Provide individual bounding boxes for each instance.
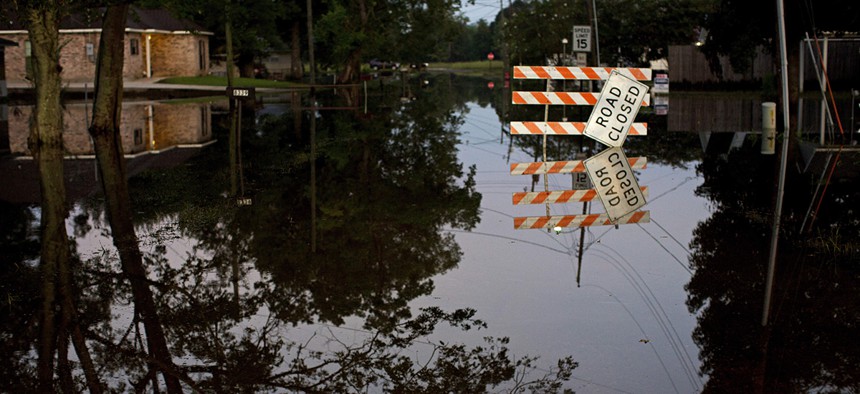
[157,76,302,89]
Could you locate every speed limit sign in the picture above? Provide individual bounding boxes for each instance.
[573,25,591,52]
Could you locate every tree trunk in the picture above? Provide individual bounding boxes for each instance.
[291,21,303,80]
[88,4,182,393]
[26,5,65,390]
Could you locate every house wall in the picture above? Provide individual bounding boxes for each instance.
[59,33,102,81]
[669,45,775,85]
[149,34,209,77]
[0,31,209,82]
[125,32,146,79]
[1,34,28,82]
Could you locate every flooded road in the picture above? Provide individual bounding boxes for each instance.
[1,74,858,392]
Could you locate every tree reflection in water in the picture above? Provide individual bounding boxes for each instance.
[0,75,576,391]
[687,140,860,392]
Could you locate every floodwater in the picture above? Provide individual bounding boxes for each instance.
[1,74,858,393]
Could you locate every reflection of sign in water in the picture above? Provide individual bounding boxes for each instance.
[584,71,649,147]
[572,172,591,189]
[653,95,669,116]
[584,147,646,222]
[509,66,652,229]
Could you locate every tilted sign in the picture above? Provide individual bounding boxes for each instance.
[583,70,649,147]
[508,66,653,229]
[584,147,646,222]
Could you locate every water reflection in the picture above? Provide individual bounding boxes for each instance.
[689,135,860,392]
[0,75,581,391]
[2,75,859,392]
[4,100,213,156]
[0,101,214,204]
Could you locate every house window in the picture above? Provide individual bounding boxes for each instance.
[198,40,206,70]
[130,38,139,55]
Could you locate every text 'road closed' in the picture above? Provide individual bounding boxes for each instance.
[584,147,646,222]
[584,70,649,147]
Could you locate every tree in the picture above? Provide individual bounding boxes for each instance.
[88,3,185,392]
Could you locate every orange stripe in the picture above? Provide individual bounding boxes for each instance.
[534,67,551,79]
[583,67,600,80]
[514,217,527,228]
[628,211,646,223]
[557,216,575,227]
[583,93,598,105]
[512,193,525,205]
[513,68,526,79]
[534,92,549,104]
[630,68,647,80]
[559,190,575,202]
[558,67,576,79]
[573,123,586,132]
[525,122,543,134]
[549,162,567,172]
[581,214,599,227]
[512,92,524,104]
[603,67,613,76]
[533,192,548,203]
[533,217,549,228]
[582,190,597,200]
[560,93,576,105]
[547,122,566,134]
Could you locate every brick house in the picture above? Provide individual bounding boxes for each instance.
[0,7,212,83]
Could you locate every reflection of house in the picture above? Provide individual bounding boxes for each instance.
[5,101,213,157]
[0,7,212,82]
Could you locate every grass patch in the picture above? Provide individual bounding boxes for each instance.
[158,76,303,89]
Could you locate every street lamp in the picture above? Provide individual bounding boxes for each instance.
[561,38,569,66]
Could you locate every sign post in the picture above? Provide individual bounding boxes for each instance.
[584,147,646,222]
[583,70,649,147]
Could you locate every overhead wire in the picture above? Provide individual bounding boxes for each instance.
[589,246,702,390]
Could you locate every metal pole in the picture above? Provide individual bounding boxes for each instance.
[762,0,792,327]
[592,0,600,66]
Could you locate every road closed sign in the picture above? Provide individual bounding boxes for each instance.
[584,70,649,147]
[584,147,646,222]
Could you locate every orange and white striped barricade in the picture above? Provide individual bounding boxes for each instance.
[512,187,648,205]
[513,211,650,230]
[511,91,650,106]
[513,66,652,81]
[510,157,646,175]
[509,121,647,136]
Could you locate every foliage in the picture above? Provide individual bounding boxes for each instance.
[698,0,860,74]
[686,141,860,392]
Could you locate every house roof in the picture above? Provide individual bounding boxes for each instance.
[0,6,211,34]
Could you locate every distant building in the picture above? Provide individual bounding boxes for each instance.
[0,7,212,83]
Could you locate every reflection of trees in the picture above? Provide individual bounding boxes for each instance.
[687,142,860,392]
[0,75,578,391]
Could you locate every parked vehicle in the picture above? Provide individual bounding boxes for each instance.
[368,59,399,70]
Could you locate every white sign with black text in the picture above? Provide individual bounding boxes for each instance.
[573,25,591,52]
[583,70,649,147]
[584,147,645,222]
